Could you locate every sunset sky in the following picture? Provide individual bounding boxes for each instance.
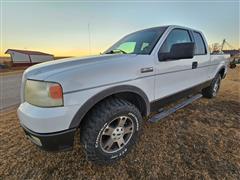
[0,0,239,57]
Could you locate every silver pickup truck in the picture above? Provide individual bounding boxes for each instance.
[18,25,229,164]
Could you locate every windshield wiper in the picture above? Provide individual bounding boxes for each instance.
[105,49,127,54]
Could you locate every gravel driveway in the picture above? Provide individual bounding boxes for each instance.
[0,73,22,109]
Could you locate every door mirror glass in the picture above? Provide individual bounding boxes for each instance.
[159,42,195,61]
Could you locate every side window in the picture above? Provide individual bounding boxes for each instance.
[117,42,136,53]
[160,29,191,53]
[193,32,206,55]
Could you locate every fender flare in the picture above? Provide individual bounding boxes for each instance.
[69,85,150,128]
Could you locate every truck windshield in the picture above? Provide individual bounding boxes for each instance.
[104,27,167,55]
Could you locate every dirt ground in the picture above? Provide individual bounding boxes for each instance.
[0,67,239,179]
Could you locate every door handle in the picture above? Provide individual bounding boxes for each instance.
[192,62,198,69]
[141,67,153,73]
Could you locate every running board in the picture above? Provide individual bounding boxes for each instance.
[148,94,202,123]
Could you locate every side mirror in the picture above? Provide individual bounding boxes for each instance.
[159,42,195,61]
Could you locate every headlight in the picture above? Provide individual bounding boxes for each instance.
[24,80,63,107]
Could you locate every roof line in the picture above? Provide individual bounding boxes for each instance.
[5,49,53,56]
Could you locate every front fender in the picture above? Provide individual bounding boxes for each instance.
[69,85,150,129]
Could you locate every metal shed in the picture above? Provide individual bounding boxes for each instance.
[5,49,54,66]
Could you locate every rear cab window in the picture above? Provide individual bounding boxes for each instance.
[193,31,207,55]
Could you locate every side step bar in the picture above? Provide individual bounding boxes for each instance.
[148,94,203,123]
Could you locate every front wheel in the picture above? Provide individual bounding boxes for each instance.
[80,98,142,164]
[202,74,221,98]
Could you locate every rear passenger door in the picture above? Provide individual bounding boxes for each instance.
[191,31,210,84]
[154,28,197,100]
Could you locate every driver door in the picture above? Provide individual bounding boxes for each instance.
[154,28,197,102]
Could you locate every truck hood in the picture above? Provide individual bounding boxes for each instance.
[24,54,137,80]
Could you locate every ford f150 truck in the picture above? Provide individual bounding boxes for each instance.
[18,25,229,164]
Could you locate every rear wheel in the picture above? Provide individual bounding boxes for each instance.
[202,74,221,98]
[80,98,142,164]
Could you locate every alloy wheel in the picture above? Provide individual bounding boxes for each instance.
[100,115,134,153]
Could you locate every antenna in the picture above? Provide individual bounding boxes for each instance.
[88,22,92,55]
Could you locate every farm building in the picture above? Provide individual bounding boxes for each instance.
[222,49,240,57]
[5,49,54,65]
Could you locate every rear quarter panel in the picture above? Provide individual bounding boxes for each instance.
[209,54,230,79]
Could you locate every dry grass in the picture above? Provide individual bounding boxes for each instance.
[0,67,239,179]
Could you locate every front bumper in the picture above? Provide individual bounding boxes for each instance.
[22,124,76,151]
[17,102,80,151]
[17,102,80,133]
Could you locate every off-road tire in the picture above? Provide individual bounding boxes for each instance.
[80,97,142,164]
[202,74,221,98]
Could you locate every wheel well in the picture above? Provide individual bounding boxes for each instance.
[113,92,148,116]
[69,85,150,129]
[218,68,225,79]
[78,92,148,129]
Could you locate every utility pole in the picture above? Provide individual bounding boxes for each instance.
[88,22,92,55]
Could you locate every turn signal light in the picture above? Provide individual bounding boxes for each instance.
[49,84,63,99]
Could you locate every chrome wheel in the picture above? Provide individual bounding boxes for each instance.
[213,77,220,96]
[100,115,134,153]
